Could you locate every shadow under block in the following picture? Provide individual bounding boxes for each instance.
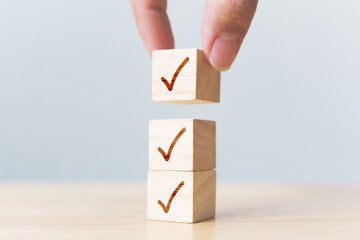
[149,119,216,171]
[152,49,220,104]
[147,170,216,223]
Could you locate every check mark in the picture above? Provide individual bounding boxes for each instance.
[161,57,190,91]
[157,127,186,161]
[157,181,185,213]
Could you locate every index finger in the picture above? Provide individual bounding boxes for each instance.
[130,0,174,56]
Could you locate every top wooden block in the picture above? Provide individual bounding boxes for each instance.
[152,49,221,104]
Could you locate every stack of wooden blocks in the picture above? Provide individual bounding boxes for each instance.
[148,49,221,223]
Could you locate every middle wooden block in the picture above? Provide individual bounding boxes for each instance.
[149,119,216,171]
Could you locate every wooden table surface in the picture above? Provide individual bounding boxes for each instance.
[0,183,359,239]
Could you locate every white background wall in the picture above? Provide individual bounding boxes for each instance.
[1,0,359,182]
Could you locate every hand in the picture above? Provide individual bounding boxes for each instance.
[130,0,258,71]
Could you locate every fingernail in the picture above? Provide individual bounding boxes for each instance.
[209,34,240,71]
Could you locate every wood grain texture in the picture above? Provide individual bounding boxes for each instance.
[152,49,220,104]
[147,170,216,223]
[1,183,360,240]
[149,119,216,171]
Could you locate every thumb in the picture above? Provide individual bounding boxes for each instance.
[202,0,258,71]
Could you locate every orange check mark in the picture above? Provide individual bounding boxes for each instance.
[158,127,186,161]
[158,181,185,213]
[161,57,190,91]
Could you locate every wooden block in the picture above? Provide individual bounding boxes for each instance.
[152,49,220,104]
[147,170,216,223]
[149,119,216,171]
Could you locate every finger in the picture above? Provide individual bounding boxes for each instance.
[130,0,174,56]
[202,0,258,71]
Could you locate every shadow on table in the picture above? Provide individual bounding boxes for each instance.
[146,218,215,240]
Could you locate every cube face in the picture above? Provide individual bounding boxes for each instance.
[193,119,216,170]
[152,49,220,104]
[147,170,216,223]
[149,119,216,171]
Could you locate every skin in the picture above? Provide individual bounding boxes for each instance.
[130,0,258,71]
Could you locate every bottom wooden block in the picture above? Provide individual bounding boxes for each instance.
[147,170,216,223]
